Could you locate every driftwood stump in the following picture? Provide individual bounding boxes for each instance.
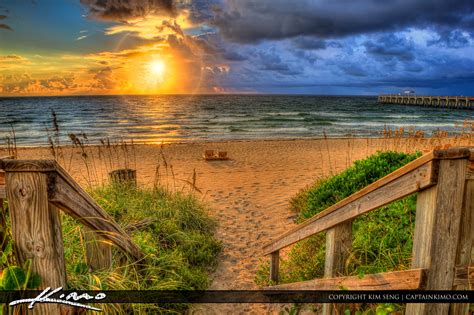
[109,168,137,186]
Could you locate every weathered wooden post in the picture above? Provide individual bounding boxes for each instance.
[322,221,353,315]
[0,158,145,314]
[406,151,472,314]
[109,168,137,186]
[6,171,68,314]
[451,159,473,315]
[270,251,279,283]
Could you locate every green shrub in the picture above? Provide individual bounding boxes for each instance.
[302,151,421,220]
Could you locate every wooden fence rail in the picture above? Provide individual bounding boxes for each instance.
[0,158,145,314]
[262,147,473,315]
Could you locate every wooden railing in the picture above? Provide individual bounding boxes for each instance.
[0,158,145,313]
[262,147,473,315]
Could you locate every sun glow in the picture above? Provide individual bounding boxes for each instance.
[149,59,166,80]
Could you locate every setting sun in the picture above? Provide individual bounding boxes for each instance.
[149,59,166,79]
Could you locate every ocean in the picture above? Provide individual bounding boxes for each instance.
[0,95,472,146]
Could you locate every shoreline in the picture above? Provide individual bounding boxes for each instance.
[4,136,367,149]
[2,134,470,150]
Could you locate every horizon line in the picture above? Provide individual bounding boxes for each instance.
[0,93,383,98]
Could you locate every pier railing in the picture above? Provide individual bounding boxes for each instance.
[262,147,473,315]
[378,94,474,109]
[0,158,144,313]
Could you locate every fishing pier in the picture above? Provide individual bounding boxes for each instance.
[378,94,474,109]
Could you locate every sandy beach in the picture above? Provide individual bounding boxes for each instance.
[1,137,467,314]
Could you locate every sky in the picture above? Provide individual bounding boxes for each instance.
[0,0,473,96]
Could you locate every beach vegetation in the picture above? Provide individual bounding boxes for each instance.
[1,182,221,314]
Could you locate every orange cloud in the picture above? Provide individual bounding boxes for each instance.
[1,3,231,96]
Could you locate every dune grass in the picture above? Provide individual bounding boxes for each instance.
[1,183,222,314]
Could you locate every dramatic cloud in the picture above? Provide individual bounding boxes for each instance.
[364,34,415,61]
[428,29,472,48]
[222,50,247,61]
[292,50,317,65]
[339,63,368,77]
[80,0,176,21]
[292,37,327,50]
[2,0,473,95]
[257,51,302,75]
[212,0,474,43]
[78,0,230,93]
[404,62,424,73]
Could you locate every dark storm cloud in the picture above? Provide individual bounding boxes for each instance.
[364,34,415,61]
[212,0,474,43]
[80,0,176,21]
[222,50,247,61]
[292,37,327,50]
[292,50,317,65]
[339,63,367,77]
[185,0,220,24]
[404,63,423,73]
[428,29,472,48]
[257,51,302,75]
